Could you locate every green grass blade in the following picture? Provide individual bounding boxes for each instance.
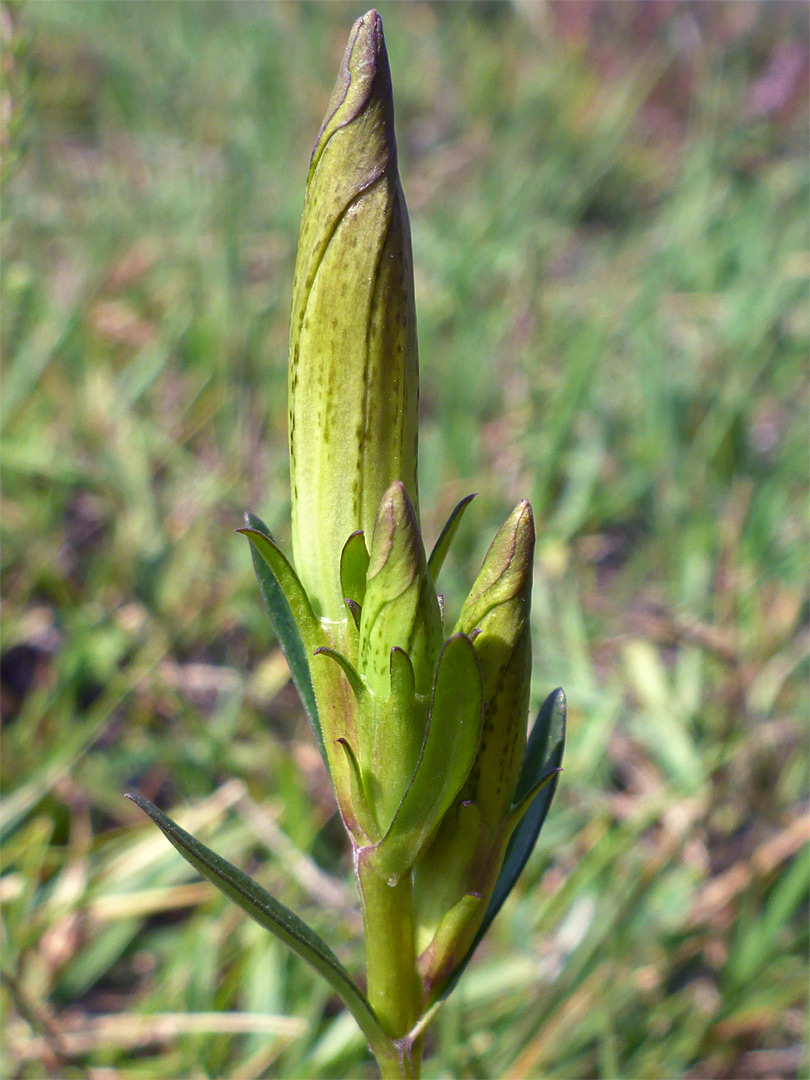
[125,792,388,1052]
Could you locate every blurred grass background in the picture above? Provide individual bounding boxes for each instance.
[1,1,808,1077]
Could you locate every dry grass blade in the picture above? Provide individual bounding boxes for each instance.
[8,1012,307,1061]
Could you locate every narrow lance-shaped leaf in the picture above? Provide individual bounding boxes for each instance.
[239,512,326,761]
[441,687,566,998]
[125,792,389,1054]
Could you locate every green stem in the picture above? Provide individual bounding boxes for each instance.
[358,860,423,1078]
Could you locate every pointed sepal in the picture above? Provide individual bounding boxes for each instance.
[358,481,442,700]
[340,530,370,610]
[364,634,483,882]
[336,739,379,843]
[417,893,482,995]
[427,493,476,581]
[314,647,368,706]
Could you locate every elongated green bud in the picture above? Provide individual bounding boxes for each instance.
[289,9,419,622]
[455,499,535,827]
[352,482,442,828]
[359,482,442,700]
[413,501,536,994]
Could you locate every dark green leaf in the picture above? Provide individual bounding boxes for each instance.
[239,512,326,761]
[125,792,387,1051]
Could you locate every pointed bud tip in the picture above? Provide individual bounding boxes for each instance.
[511,499,535,560]
[314,7,393,158]
[511,499,534,535]
[343,9,385,84]
[456,499,535,629]
[378,480,417,530]
[354,9,384,52]
[368,481,419,577]
[489,499,535,580]
[383,478,410,509]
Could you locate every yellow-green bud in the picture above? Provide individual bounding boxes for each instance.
[351,482,442,830]
[455,499,535,827]
[359,481,442,701]
[413,500,536,995]
[288,9,419,623]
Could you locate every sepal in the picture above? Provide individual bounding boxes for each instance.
[337,738,380,844]
[358,481,442,700]
[427,493,476,581]
[341,531,370,611]
[362,634,483,883]
[314,647,368,706]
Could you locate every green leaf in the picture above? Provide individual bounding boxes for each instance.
[442,687,566,998]
[366,634,483,882]
[125,792,388,1053]
[427,494,476,581]
[513,687,566,805]
[239,513,326,760]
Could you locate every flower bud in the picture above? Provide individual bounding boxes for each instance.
[288,9,419,622]
[413,500,536,996]
[454,499,535,828]
[359,481,442,701]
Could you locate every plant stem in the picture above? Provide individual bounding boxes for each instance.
[358,860,422,1078]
